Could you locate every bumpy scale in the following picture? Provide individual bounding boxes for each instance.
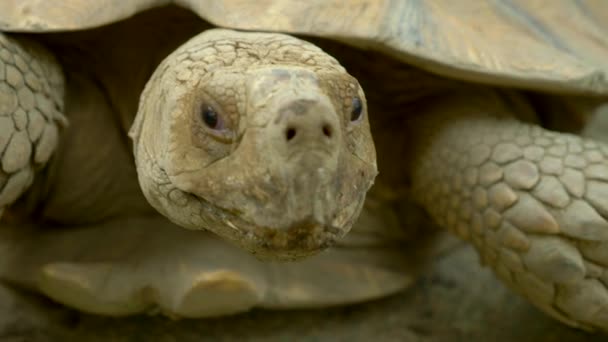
[0,33,65,216]
[410,91,608,330]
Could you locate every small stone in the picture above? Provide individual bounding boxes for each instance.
[504,160,540,190]
[532,176,570,208]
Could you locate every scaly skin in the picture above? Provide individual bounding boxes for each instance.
[0,33,65,217]
[408,89,608,331]
[131,29,377,260]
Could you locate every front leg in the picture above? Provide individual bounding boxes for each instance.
[0,33,65,216]
[408,89,608,331]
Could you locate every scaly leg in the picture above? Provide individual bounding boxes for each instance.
[0,33,65,216]
[408,89,608,331]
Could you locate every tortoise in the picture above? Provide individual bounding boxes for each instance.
[0,0,608,333]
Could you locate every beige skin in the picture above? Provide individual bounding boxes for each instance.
[1,11,608,331]
[131,30,377,260]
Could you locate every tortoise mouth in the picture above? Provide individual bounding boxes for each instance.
[183,191,345,261]
[143,161,353,261]
[245,219,343,261]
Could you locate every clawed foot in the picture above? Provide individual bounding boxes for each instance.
[411,98,608,331]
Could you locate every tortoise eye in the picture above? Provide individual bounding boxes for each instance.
[350,96,363,122]
[201,104,223,130]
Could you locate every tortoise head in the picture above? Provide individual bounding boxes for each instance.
[129,29,377,260]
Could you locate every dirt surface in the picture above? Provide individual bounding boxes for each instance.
[0,243,603,342]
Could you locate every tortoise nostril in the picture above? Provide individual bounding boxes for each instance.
[286,127,297,141]
[322,124,332,138]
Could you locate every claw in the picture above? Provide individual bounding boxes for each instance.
[174,270,260,317]
[40,262,146,316]
[0,216,413,318]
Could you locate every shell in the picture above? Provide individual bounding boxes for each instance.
[1,0,608,94]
